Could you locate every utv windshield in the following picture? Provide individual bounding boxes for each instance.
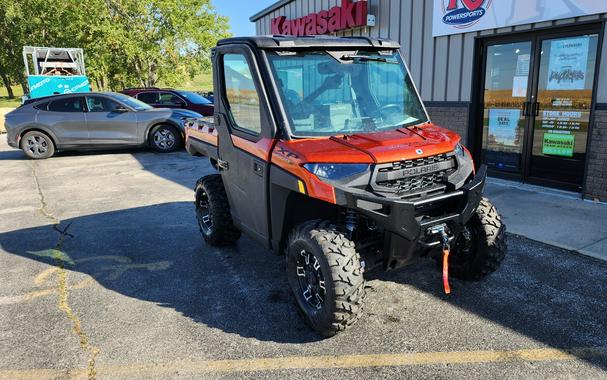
[267,50,428,138]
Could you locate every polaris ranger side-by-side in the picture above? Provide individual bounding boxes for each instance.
[185,36,506,336]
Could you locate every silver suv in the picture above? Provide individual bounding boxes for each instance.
[5,92,201,159]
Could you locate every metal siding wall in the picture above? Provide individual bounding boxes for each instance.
[433,36,448,101]
[446,34,463,101]
[420,0,434,100]
[254,1,607,103]
[460,32,477,101]
[409,0,424,87]
[400,0,412,64]
[389,0,401,41]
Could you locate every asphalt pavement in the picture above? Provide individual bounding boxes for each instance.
[0,139,606,380]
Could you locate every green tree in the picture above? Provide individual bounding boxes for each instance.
[0,0,230,95]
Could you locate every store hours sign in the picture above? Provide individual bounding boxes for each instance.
[434,0,607,37]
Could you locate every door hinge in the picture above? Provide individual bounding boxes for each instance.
[217,159,229,171]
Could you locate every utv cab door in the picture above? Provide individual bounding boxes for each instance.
[213,44,276,246]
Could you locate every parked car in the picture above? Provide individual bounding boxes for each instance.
[121,88,214,116]
[199,91,214,104]
[4,92,201,159]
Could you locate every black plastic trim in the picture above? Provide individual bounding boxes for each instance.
[336,165,487,269]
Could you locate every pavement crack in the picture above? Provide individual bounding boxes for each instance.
[31,161,59,225]
[30,161,100,380]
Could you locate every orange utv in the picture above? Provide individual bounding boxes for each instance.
[185,36,506,336]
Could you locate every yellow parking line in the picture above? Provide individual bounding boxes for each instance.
[0,347,604,379]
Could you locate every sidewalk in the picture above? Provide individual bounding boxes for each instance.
[485,177,607,262]
[0,108,15,133]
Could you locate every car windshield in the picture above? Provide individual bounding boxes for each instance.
[176,91,212,105]
[112,93,152,111]
[267,50,428,137]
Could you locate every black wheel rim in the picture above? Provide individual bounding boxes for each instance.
[451,225,478,266]
[25,134,49,157]
[296,249,326,310]
[196,190,212,234]
[153,128,176,150]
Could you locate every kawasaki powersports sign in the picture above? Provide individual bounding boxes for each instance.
[433,0,607,37]
[271,0,371,36]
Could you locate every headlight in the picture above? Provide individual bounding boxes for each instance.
[454,143,465,157]
[303,163,369,180]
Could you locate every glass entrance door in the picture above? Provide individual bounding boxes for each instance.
[479,28,600,192]
[481,41,532,175]
[528,34,599,188]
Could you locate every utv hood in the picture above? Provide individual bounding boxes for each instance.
[287,124,461,164]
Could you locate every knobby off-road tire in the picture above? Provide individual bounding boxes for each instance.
[194,174,241,246]
[21,131,55,159]
[448,197,507,281]
[286,220,366,337]
[149,124,182,153]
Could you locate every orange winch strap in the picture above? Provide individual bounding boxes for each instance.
[442,248,451,294]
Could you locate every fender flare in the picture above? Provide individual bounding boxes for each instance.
[19,126,60,149]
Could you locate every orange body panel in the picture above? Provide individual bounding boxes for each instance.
[186,121,218,146]
[186,122,461,205]
[271,141,338,204]
[231,135,275,161]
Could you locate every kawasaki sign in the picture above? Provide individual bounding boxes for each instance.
[433,0,607,37]
[271,0,370,36]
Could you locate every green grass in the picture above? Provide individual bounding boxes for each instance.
[0,85,23,108]
[0,97,21,108]
[163,72,213,92]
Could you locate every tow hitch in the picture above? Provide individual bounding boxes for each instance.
[427,224,452,295]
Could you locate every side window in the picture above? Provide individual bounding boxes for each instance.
[48,97,84,112]
[33,102,49,111]
[137,92,159,104]
[86,96,121,112]
[158,92,183,106]
[223,54,262,134]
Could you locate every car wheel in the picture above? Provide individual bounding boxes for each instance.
[149,125,182,152]
[21,131,55,159]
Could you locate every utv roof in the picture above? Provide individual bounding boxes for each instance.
[217,35,400,50]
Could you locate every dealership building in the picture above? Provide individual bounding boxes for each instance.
[251,0,607,201]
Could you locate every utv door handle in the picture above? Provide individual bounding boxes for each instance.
[253,161,264,177]
[217,159,229,171]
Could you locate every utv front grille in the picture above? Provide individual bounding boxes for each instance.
[372,153,457,198]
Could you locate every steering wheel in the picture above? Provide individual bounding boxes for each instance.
[379,103,402,115]
[379,103,404,124]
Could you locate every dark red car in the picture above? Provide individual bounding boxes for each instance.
[120,88,214,116]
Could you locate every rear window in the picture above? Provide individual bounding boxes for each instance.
[33,102,49,110]
[48,97,84,112]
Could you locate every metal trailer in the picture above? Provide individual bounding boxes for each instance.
[22,46,91,101]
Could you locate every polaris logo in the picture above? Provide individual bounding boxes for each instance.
[441,0,491,28]
[402,164,441,177]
